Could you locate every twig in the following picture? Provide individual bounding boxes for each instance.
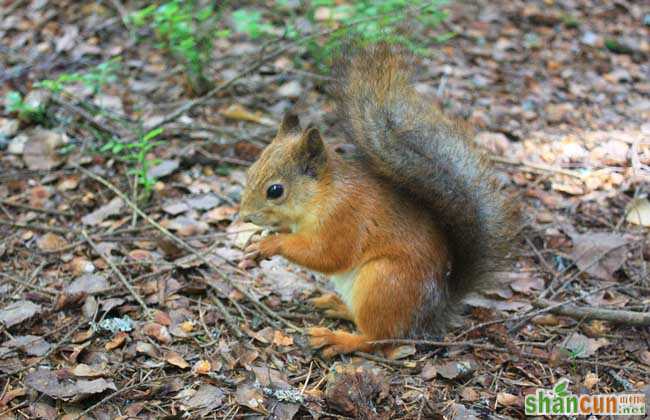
[534,298,650,326]
[81,229,150,316]
[0,199,74,217]
[490,155,584,180]
[74,164,301,333]
[0,219,77,235]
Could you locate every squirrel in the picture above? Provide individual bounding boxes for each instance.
[239,44,519,358]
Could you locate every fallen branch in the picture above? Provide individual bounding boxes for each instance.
[534,298,650,326]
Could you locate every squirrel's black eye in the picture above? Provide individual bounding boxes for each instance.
[266,184,284,199]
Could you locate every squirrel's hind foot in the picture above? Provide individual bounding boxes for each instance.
[308,327,373,358]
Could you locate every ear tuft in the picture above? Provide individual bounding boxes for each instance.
[298,127,327,177]
[277,112,301,138]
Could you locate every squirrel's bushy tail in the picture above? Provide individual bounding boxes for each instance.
[332,44,519,315]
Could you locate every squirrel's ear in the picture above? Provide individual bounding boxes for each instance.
[276,112,301,138]
[297,127,326,177]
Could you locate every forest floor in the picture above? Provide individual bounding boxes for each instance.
[0,0,649,419]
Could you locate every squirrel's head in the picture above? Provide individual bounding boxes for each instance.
[239,112,329,230]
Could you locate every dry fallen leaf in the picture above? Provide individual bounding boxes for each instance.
[235,382,266,413]
[497,392,521,407]
[0,300,42,328]
[221,104,275,126]
[142,323,173,344]
[165,351,190,369]
[71,364,107,378]
[105,331,127,351]
[569,232,628,280]
[25,368,116,401]
[625,197,650,227]
[272,330,294,347]
[82,197,124,226]
[3,335,51,356]
[37,233,68,252]
[183,384,224,412]
[192,360,212,375]
[562,332,609,358]
[22,129,65,170]
[66,274,108,295]
[583,372,599,390]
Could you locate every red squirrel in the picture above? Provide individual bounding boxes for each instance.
[239,44,519,358]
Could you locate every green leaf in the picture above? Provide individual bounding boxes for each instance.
[5,91,24,113]
[142,127,164,142]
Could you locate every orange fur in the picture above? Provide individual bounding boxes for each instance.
[242,137,448,357]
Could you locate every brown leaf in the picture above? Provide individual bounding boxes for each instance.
[569,232,628,280]
[164,351,189,369]
[25,368,116,401]
[23,129,65,170]
[562,333,609,358]
[184,384,224,411]
[221,104,275,126]
[272,330,293,347]
[497,392,521,407]
[3,335,51,356]
[142,323,172,344]
[235,382,266,413]
[192,360,212,375]
[135,341,159,358]
[436,360,477,380]
[71,364,107,378]
[81,197,124,226]
[66,274,108,295]
[105,331,127,351]
[460,387,480,402]
[37,233,67,252]
[385,344,416,360]
[420,362,437,381]
[202,206,237,223]
[0,300,42,328]
[626,197,650,227]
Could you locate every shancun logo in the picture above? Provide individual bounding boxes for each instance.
[525,379,646,416]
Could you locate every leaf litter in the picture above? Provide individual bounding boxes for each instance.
[0,0,648,418]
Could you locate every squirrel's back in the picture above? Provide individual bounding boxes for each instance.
[332,44,519,329]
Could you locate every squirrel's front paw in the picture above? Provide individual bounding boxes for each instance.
[257,235,283,257]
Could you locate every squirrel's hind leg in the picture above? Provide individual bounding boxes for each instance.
[309,293,354,321]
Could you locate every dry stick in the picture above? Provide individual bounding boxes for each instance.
[534,298,650,326]
[490,155,584,180]
[0,219,77,235]
[0,199,74,217]
[81,229,150,316]
[74,165,301,333]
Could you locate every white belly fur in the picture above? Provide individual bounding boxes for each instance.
[330,269,358,311]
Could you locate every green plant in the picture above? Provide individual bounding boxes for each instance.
[304,0,452,67]
[130,1,227,94]
[35,58,120,95]
[100,127,164,195]
[4,91,48,124]
[232,8,274,39]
